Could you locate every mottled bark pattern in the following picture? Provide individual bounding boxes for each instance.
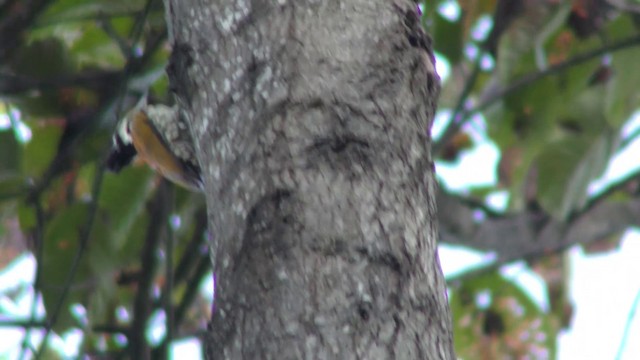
[165,0,454,358]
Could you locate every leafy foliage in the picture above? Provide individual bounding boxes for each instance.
[0,0,209,358]
[428,0,640,358]
[450,272,558,359]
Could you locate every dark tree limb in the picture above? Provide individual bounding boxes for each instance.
[438,167,640,271]
[0,0,53,63]
[127,181,171,360]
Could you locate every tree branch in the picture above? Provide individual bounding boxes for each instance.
[152,185,175,360]
[434,32,640,157]
[172,209,207,284]
[433,55,482,155]
[19,197,45,360]
[472,33,640,116]
[0,70,121,95]
[574,167,640,221]
[439,173,640,276]
[127,181,171,359]
[0,0,53,63]
[33,165,106,360]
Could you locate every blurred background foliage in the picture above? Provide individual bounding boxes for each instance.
[428,0,640,359]
[0,0,210,358]
[0,0,639,358]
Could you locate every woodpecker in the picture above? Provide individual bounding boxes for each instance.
[106,103,203,192]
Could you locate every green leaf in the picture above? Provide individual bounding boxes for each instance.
[99,166,153,250]
[450,271,558,359]
[21,122,63,177]
[73,131,109,166]
[41,203,90,332]
[9,38,75,77]
[18,204,37,231]
[38,0,147,25]
[495,3,571,81]
[502,75,562,145]
[536,129,616,220]
[70,22,126,68]
[83,215,121,324]
[0,131,21,176]
[605,47,640,127]
[432,13,464,64]
[33,346,64,360]
[0,175,27,202]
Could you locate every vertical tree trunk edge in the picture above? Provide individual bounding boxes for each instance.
[165,0,455,358]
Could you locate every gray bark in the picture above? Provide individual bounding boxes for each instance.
[438,187,640,267]
[165,0,454,358]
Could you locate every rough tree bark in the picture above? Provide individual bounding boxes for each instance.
[164,0,454,358]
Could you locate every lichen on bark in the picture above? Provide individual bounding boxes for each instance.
[165,0,454,358]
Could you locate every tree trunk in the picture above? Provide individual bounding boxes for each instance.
[164,0,454,358]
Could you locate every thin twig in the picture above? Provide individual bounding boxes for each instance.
[18,198,44,360]
[433,56,482,155]
[0,320,128,335]
[0,70,121,94]
[615,288,640,360]
[127,181,171,359]
[174,254,210,329]
[166,186,175,349]
[32,166,106,360]
[34,10,142,28]
[471,34,640,117]
[618,125,640,151]
[154,207,209,357]
[434,33,640,157]
[153,185,176,359]
[173,209,208,284]
[570,167,640,223]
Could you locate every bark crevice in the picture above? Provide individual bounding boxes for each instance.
[165,0,454,358]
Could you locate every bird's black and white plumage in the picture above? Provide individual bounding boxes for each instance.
[106,104,203,192]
